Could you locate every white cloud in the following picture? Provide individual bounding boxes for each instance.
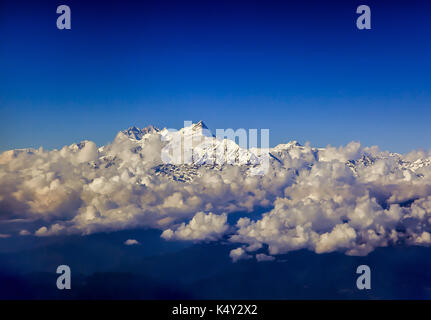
[161,212,228,241]
[124,239,140,245]
[35,227,48,236]
[230,247,252,262]
[19,230,31,236]
[1,123,431,260]
[315,224,357,254]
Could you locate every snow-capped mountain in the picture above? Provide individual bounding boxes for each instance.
[113,121,431,181]
[3,121,431,182]
[116,121,264,175]
[83,120,431,182]
[121,125,160,140]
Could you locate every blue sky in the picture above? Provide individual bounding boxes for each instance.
[0,0,430,153]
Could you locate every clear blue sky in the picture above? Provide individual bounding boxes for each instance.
[0,0,430,153]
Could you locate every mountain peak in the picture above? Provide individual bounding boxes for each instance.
[192,120,208,130]
[122,125,160,140]
[287,140,302,147]
[141,124,160,135]
[128,125,139,131]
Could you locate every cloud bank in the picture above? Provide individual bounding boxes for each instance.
[1,123,431,261]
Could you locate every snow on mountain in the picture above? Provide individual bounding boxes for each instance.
[115,121,264,176]
[119,125,161,141]
[88,121,431,182]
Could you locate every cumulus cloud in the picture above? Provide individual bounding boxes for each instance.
[2,123,431,260]
[230,247,252,262]
[124,239,140,245]
[19,230,31,236]
[161,212,228,241]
